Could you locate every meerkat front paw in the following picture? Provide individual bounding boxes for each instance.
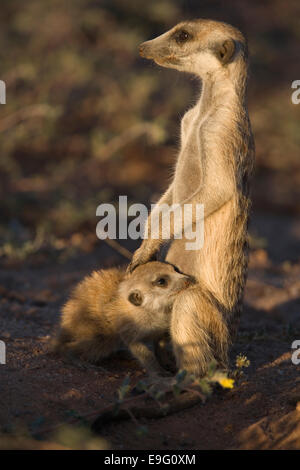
[127,245,158,272]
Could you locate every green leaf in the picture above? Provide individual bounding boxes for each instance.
[172,384,182,397]
[117,375,131,401]
[136,425,148,437]
[176,369,187,384]
[198,379,212,396]
[207,360,217,378]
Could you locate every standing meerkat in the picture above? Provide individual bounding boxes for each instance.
[51,261,195,376]
[128,19,255,376]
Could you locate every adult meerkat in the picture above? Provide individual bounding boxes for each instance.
[129,19,255,376]
[52,261,194,376]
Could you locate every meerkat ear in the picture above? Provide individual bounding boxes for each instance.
[128,290,143,306]
[216,39,235,64]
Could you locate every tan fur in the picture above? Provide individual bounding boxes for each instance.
[129,19,255,376]
[51,262,194,376]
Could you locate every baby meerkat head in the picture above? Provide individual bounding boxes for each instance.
[139,19,247,77]
[119,261,195,315]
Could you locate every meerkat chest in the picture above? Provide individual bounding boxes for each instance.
[173,107,207,201]
[178,104,211,163]
[180,106,197,146]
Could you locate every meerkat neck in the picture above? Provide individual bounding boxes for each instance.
[197,64,248,116]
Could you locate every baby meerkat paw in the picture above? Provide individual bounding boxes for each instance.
[127,247,157,273]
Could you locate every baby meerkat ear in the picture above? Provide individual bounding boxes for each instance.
[215,38,235,64]
[128,290,143,306]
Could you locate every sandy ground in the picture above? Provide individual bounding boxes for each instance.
[0,212,299,450]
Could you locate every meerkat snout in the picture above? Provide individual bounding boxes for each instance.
[139,43,147,58]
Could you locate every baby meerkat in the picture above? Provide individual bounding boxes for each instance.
[51,261,194,376]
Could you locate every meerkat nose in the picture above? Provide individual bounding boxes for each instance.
[139,42,152,58]
[139,43,146,57]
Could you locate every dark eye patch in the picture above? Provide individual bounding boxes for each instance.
[128,291,143,306]
[153,276,169,287]
[173,29,191,44]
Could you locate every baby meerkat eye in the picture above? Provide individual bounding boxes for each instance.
[174,29,190,44]
[154,276,169,287]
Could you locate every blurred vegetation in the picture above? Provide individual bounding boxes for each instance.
[0,423,108,449]
[0,0,299,263]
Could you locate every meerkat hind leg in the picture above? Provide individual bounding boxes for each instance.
[55,334,118,371]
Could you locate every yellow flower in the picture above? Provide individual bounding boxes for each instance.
[219,378,234,389]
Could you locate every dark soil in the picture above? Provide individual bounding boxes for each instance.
[0,212,299,450]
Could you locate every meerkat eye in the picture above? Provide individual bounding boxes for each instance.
[128,291,143,306]
[154,276,169,287]
[174,29,190,44]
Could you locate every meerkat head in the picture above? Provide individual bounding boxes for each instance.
[119,261,195,317]
[139,19,247,78]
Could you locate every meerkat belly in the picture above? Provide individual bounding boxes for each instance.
[173,155,202,203]
[173,132,203,203]
[166,199,243,305]
[197,200,237,300]
[166,239,199,278]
